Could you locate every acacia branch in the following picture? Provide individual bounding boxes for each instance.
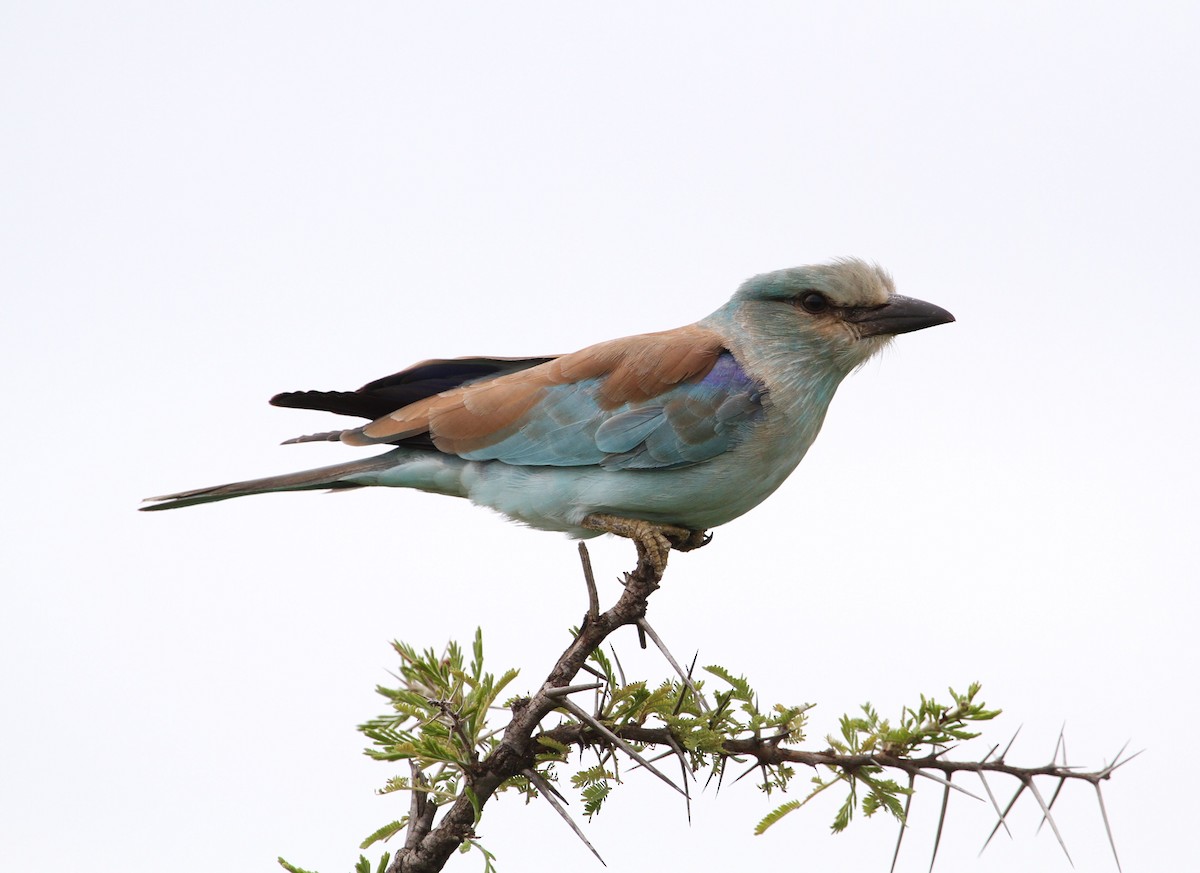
[537,722,1125,790]
[385,546,669,873]
[367,540,1134,873]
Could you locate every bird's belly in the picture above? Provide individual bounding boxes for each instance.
[460,432,811,535]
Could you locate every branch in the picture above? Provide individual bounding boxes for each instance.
[536,722,1124,791]
[300,537,1135,873]
[384,542,672,873]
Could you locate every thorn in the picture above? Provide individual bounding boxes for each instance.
[975,771,1013,840]
[1053,722,1066,763]
[979,783,1025,855]
[913,768,983,802]
[1100,741,1144,776]
[476,723,510,743]
[628,749,676,769]
[889,772,916,873]
[523,769,606,865]
[729,759,762,787]
[1094,782,1124,873]
[998,725,1023,762]
[1027,778,1073,866]
[674,652,703,716]
[703,759,722,793]
[608,644,627,687]
[545,683,605,698]
[638,618,710,713]
[714,757,728,794]
[1035,730,1070,835]
[528,771,570,804]
[578,663,608,682]
[1036,776,1069,835]
[662,731,693,820]
[1106,740,1131,768]
[664,731,694,785]
[681,762,692,823]
[929,774,952,873]
[558,698,686,798]
[1104,747,1144,776]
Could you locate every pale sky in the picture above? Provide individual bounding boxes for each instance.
[3,3,1197,871]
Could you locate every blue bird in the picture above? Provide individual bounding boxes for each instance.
[143,259,953,570]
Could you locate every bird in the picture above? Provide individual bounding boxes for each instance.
[142,259,953,571]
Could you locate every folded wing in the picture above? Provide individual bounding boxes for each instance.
[318,326,765,471]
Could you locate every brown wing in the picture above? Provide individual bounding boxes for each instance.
[343,325,727,455]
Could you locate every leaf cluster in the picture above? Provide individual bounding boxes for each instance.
[348,630,518,868]
[757,682,1000,835]
[280,622,1126,873]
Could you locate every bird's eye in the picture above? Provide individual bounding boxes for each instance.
[798,291,829,314]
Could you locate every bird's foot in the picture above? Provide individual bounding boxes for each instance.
[668,529,713,553]
[581,514,710,577]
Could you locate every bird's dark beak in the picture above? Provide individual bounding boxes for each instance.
[844,295,955,338]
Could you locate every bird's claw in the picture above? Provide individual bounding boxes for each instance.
[667,529,712,552]
[581,514,710,576]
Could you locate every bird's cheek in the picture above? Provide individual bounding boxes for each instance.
[846,335,891,369]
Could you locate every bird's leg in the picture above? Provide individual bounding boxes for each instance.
[580,514,710,577]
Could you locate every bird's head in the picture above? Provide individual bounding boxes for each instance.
[716,258,955,375]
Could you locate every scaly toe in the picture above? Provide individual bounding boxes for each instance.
[663,527,710,552]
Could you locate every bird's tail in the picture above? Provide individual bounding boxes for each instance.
[140,453,401,511]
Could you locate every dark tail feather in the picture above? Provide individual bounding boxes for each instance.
[140,453,398,511]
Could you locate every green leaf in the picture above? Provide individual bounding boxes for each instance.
[461,838,498,873]
[471,628,485,680]
[755,799,803,834]
[704,665,753,700]
[581,779,612,818]
[535,735,570,755]
[465,786,482,824]
[377,776,411,795]
[831,792,855,833]
[359,820,405,850]
[277,860,318,873]
[570,765,615,788]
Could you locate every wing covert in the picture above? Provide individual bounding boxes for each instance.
[456,351,765,470]
[341,327,764,470]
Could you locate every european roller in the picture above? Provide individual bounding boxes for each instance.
[143,259,953,569]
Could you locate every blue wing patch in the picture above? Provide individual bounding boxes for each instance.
[594,408,667,453]
[456,352,764,470]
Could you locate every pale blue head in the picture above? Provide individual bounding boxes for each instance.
[708,258,954,376]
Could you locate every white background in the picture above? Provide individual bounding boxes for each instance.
[3,3,1196,871]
